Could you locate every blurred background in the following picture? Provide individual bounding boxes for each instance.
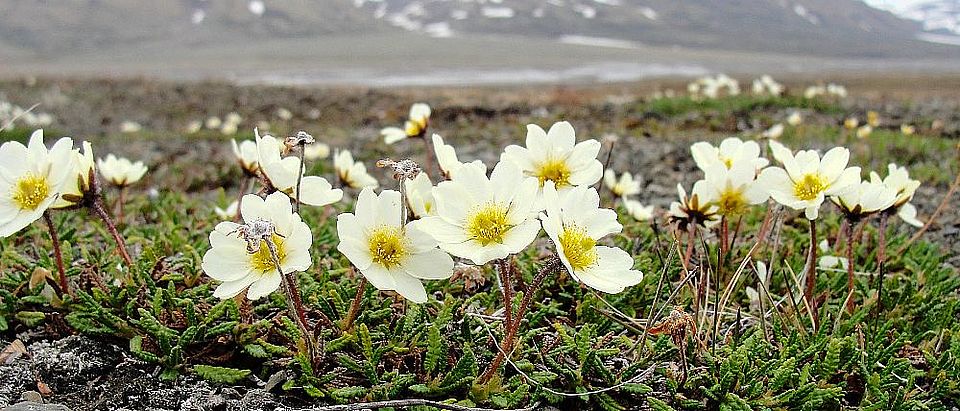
[2,0,960,86]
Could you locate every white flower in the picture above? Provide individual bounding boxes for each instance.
[336,188,454,303]
[668,182,720,229]
[333,150,379,189]
[432,134,484,178]
[540,183,643,294]
[405,173,436,218]
[690,137,769,172]
[98,154,148,187]
[418,161,541,265]
[214,200,239,219]
[186,120,202,134]
[53,141,95,209]
[867,111,881,128]
[856,125,873,139]
[870,164,923,227]
[256,129,343,206]
[231,139,260,175]
[221,122,238,136]
[831,180,897,220]
[501,121,602,196]
[762,123,784,139]
[603,170,641,198]
[120,121,142,133]
[700,162,769,216]
[623,199,654,221]
[758,146,860,220]
[201,192,312,300]
[276,107,293,121]
[303,143,331,160]
[0,130,75,237]
[844,117,859,130]
[817,239,849,270]
[901,124,916,136]
[381,103,431,144]
[205,116,222,129]
[787,112,803,126]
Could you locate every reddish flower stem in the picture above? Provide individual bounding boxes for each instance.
[91,197,134,267]
[42,211,70,297]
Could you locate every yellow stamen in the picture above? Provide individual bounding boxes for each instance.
[535,158,572,188]
[793,173,827,201]
[368,226,408,269]
[559,224,598,271]
[250,234,288,273]
[717,187,748,215]
[12,173,50,211]
[466,202,511,246]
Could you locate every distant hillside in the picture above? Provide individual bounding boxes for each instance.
[1,0,958,61]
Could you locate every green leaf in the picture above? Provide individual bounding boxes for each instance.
[193,365,251,384]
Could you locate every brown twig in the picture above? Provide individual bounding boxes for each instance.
[42,211,70,297]
[90,197,134,267]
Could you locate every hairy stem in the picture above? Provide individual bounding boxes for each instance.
[845,220,857,314]
[42,211,70,297]
[341,277,368,331]
[805,218,819,330]
[295,144,305,214]
[266,238,315,358]
[91,197,134,267]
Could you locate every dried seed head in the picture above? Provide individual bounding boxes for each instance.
[285,130,316,148]
[377,158,421,181]
[228,218,281,254]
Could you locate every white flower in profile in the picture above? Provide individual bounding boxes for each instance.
[405,173,436,218]
[418,161,541,265]
[336,188,454,303]
[603,170,641,198]
[432,134,485,178]
[623,199,654,222]
[256,129,342,206]
[870,164,923,227]
[831,180,897,220]
[787,111,803,126]
[540,183,643,294]
[691,137,769,172]
[762,123,784,140]
[757,146,860,220]
[0,130,75,237]
[333,150,379,189]
[700,162,769,217]
[98,154,148,188]
[381,103,431,144]
[214,200,239,219]
[501,121,602,196]
[303,142,331,160]
[231,139,260,175]
[202,192,312,300]
[668,181,720,229]
[53,141,95,209]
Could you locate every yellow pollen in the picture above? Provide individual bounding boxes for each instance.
[717,187,748,216]
[558,225,598,272]
[250,234,288,273]
[466,202,511,246]
[405,119,426,137]
[12,173,50,211]
[793,173,828,201]
[721,156,733,168]
[535,158,572,188]
[368,226,408,269]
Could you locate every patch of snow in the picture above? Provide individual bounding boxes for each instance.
[482,7,515,18]
[593,0,621,5]
[917,32,960,45]
[793,3,820,25]
[639,6,658,20]
[574,4,597,18]
[451,9,469,20]
[249,0,265,16]
[191,9,205,25]
[559,35,639,49]
[424,22,454,38]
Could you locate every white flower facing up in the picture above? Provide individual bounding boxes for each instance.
[691,137,769,172]
[98,154,148,188]
[336,188,454,303]
[381,103,432,144]
[603,170,641,198]
[623,199,655,222]
[501,121,602,195]
[668,181,720,229]
[870,164,923,227]
[758,145,860,220]
[831,180,897,221]
[202,192,312,300]
[231,139,260,175]
[0,130,75,237]
[405,173,436,218]
[787,112,803,127]
[53,141,95,209]
[432,134,485,178]
[333,150,379,189]
[256,130,343,206]
[418,161,541,265]
[540,183,643,294]
[700,162,769,217]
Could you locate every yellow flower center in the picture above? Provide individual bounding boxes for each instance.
[12,173,50,211]
[250,234,288,273]
[368,226,408,269]
[466,202,511,246]
[558,224,598,272]
[405,118,427,137]
[717,187,749,216]
[793,173,828,201]
[534,158,572,188]
[720,156,733,169]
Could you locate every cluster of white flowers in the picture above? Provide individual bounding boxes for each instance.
[687,74,740,100]
[751,75,784,96]
[804,83,848,99]
[0,101,54,129]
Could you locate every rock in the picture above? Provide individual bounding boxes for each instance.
[3,402,71,411]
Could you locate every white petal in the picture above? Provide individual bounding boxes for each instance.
[403,249,454,280]
[246,273,282,300]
